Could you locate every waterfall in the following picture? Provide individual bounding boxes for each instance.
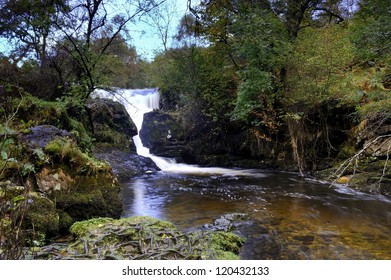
[94,88,265,177]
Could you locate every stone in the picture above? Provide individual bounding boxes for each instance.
[139,110,186,158]
[93,147,160,181]
[18,125,73,150]
[35,216,245,260]
[87,98,138,150]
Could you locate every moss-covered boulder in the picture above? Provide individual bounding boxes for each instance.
[35,216,245,260]
[24,192,59,238]
[86,98,138,151]
[38,137,123,227]
[4,131,123,238]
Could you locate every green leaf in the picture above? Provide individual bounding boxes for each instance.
[22,163,35,176]
[1,151,8,160]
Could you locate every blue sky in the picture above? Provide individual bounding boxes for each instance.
[0,0,195,61]
[129,0,191,60]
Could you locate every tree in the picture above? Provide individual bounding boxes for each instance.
[230,8,289,124]
[271,0,347,39]
[0,0,68,66]
[350,0,391,63]
[53,0,162,100]
[144,0,178,52]
[93,35,149,88]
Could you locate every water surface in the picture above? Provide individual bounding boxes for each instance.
[120,171,391,259]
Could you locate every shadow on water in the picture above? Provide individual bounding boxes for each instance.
[120,171,391,260]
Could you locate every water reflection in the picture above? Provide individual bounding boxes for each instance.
[120,178,167,220]
[120,172,391,259]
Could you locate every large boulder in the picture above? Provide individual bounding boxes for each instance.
[86,98,138,151]
[14,128,123,237]
[93,147,160,181]
[18,125,74,150]
[139,110,187,159]
[359,121,391,158]
[34,216,245,260]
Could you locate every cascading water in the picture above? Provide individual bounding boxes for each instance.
[94,88,264,177]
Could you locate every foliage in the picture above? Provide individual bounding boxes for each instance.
[284,24,355,108]
[150,45,237,130]
[350,0,391,63]
[230,8,289,125]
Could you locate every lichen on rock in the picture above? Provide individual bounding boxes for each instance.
[35,216,245,260]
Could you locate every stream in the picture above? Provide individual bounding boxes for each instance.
[96,88,391,260]
[120,172,391,259]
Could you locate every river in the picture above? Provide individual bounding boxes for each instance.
[96,88,391,260]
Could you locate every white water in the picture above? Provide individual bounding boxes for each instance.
[94,88,265,177]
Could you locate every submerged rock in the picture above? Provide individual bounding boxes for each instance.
[204,213,251,232]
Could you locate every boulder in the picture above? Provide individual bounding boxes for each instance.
[355,119,391,158]
[93,147,160,181]
[139,110,187,159]
[34,216,245,260]
[18,125,73,150]
[15,128,123,236]
[86,98,138,151]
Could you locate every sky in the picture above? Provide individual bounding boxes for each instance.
[128,0,192,60]
[0,0,194,61]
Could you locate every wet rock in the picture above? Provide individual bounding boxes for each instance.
[93,147,160,181]
[204,213,250,232]
[139,110,187,159]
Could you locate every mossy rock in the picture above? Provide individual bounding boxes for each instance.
[36,216,245,260]
[57,210,74,233]
[86,98,137,151]
[205,232,245,260]
[24,192,59,238]
[54,174,122,223]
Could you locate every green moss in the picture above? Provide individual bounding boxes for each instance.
[69,118,93,152]
[70,217,114,236]
[200,232,245,260]
[44,138,111,175]
[41,216,245,260]
[210,232,245,253]
[25,192,60,238]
